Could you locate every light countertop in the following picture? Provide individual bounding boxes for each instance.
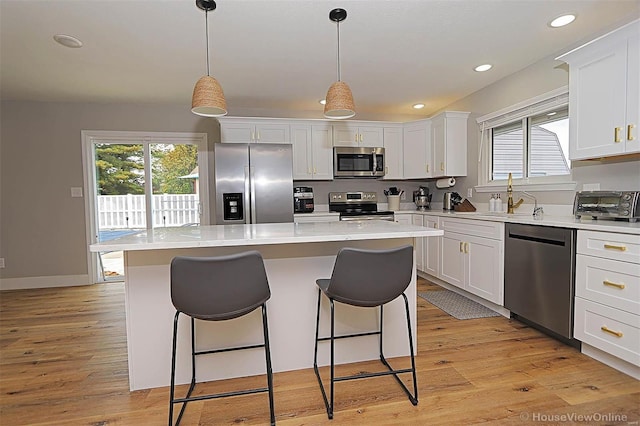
[90,220,443,252]
[395,209,640,235]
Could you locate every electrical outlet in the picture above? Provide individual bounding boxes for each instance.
[467,188,473,198]
[401,192,406,200]
[0,258,5,268]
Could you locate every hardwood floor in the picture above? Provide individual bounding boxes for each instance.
[1,278,638,425]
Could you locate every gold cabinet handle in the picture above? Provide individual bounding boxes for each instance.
[603,280,625,289]
[601,326,623,338]
[360,134,364,143]
[355,133,358,143]
[313,167,317,174]
[426,164,430,173]
[614,127,622,143]
[385,166,388,174]
[440,162,444,171]
[433,223,438,229]
[459,242,464,252]
[251,131,255,141]
[464,242,469,253]
[604,243,627,251]
[628,124,636,141]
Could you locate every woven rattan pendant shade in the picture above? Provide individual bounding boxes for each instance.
[191,0,227,118]
[324,81,355,119]
[192,75,227,117]
[324,8,355,120]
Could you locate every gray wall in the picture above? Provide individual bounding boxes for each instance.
[0,102,218,280]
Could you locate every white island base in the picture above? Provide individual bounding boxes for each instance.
[124,238,419,391]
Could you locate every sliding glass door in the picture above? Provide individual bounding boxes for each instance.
[82,131,209,283]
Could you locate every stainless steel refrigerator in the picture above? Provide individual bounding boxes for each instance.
[214,143,294,224]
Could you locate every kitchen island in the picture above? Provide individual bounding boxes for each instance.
[90,221,443,391]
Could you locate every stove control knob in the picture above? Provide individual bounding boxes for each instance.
[622,210,630,216]
[622,193,632,201]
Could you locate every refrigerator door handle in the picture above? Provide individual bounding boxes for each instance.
[249,166,257,224]
[244,166,251,224]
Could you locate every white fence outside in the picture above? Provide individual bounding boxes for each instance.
[98,194,200,229]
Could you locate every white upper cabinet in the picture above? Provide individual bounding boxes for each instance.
[403,120,432,179]
[219,118,291,143]
[291,123,333,180]
[382,126,403,180]
[558,20,639,160]
[333,123,384,147]
[431,111,470,177]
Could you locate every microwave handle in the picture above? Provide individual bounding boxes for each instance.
[372,149,377,176]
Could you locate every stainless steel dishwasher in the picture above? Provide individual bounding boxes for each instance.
[504,223,578,346]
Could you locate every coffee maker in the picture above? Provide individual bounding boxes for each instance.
[413,186,431,211]
[293,187,314,213]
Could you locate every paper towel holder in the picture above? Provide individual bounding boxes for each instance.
[436,177,456,189]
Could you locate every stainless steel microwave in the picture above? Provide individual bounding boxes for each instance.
[333,147,385,178]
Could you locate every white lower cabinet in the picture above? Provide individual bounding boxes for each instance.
[394,213,412,225]
[412,215,424,271]
[423,216,440,277]
[574,230,640,374]
[438,218,504,305]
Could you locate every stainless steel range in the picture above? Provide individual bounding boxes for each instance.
[329,191,395,221]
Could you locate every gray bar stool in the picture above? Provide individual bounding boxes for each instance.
[169,251,275,426]
[313,245,417,419]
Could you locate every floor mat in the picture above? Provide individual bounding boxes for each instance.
[418,289,501,320]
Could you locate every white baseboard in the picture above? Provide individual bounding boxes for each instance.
[581,344,640,380]
[0,274,92,291]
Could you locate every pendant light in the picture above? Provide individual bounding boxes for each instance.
[324,8,355,119]
[191,0,227,117]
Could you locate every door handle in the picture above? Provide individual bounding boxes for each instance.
[603,280,625,289]
[600,326,623,338]
[243,166,251,224]
[614,127,622,143]
[628,124,636,141]
[604,243,626,251]
[249,167,257,224]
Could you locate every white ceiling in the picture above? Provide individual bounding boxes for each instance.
[1,0,638,118]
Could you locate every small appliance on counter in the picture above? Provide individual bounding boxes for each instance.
[573,190,640,222]
[443,191,462,211]
[413,186,431,211]
[294,186,314,213]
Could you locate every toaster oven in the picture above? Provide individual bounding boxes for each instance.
[573,191,640,222]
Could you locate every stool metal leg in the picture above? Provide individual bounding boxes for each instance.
[313,291,419,420]
[261,304,276,426]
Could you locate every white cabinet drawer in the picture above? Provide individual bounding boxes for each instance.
[576,254,640,315]
[577,230,640,263]
[574,297,640,366]
[439,218,504,240]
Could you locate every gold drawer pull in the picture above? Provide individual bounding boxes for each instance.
[614,127,622,143]
[628,124,636,141]
[600,326,623,338]
[603,280,625,289]
[604,243,627,251]
[459,242,464,252]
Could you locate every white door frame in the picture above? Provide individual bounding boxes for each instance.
[81,130,210,283]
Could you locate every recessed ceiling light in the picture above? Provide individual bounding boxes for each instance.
[412,103,425,109]
[53,34,83,48]
[474,64,492,72]
[549,14,576,28]
[319,99,326,105]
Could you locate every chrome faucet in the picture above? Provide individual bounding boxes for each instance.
[506,173,524,214]
[519,191,544,218]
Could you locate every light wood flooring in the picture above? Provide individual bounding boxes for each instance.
[1,278,638,425]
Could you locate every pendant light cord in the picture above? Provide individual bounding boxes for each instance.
[205,9,210,77]
[336,20,341,82]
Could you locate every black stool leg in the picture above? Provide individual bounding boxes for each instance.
[169,311,179,426]
[261,304,276,426]
[313,289,334,419]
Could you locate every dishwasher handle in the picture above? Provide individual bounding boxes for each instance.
[507,230,567,247]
